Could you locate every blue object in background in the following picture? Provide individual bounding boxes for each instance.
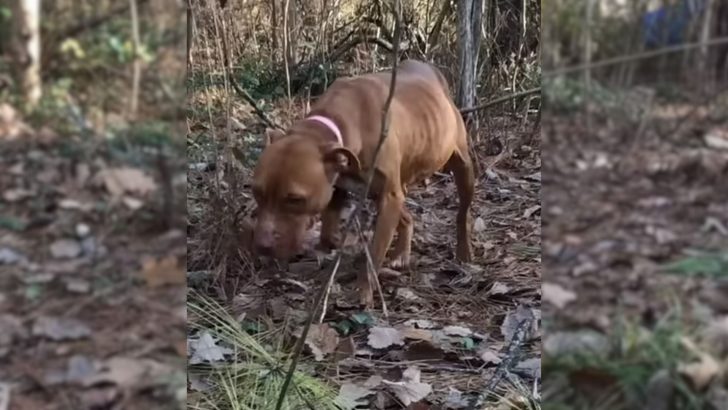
[642,0,706,47]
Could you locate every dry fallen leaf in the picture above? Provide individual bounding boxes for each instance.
[94,167,157,198]
[678,353,721,390]
[2,188,34,202]
[473,217,486,232]
[303,323,340,361]
[542,282,577,309]
[335,383,374,410]
[443,325,473,337]
[83,357,170,389]
[368,327,405,349]
[381,366,432,406]
[189,331,233,364]
[401,327,433,342]
[479,349,502,365]
[487,281,511,296]
[140,256,185,288]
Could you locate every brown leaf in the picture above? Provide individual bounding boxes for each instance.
[94,167,157,198]
[382,366,432,406]
[679,353,721,391]
[140,256,185,288]
[82,357,170,389]
[304,323,340,361]
[368,327,405,349]
[542,282,577,309]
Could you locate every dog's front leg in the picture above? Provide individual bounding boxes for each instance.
[359,188,404,307]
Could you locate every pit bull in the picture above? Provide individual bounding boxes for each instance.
[252,60,475,307]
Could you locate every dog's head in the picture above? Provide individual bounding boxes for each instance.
[251,127,359,259]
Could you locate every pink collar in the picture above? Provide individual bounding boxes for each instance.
[306,115,343,145]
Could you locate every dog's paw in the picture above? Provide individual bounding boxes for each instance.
[389,254,411,269]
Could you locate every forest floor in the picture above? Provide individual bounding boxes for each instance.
[541,90,728,409]
[0,104,188,410]
[186,87,542,409]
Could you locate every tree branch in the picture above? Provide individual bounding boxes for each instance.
[545,36,728,77]
[459,87,541,114]
[229,78,282,130]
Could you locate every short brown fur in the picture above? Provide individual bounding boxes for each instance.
[252,60,475,307]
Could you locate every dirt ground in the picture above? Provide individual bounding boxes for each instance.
[0,128,187,410]
[186,101,542,407]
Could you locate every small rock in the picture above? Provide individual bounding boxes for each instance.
[32,316,91,341]
[0,247,23,265]
[544,330,610,357]
[645,369,673,410]
[80,237,98,256]
[76,223,91,238]
[65,279,91,294]
[0,314,27,348]
[50,239,82,259]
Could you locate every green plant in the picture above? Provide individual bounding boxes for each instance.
[662,252,728,278]
[187,293,341,410]
[543,308,707,409]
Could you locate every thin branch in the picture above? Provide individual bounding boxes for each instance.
[363,1,402,198]
[459,87,541,114]
[229,78,282,130]
[545,36,728,77]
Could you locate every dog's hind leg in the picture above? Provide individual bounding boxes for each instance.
[445,144,474,263]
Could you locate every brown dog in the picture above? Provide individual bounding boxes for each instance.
[252,60,475,306]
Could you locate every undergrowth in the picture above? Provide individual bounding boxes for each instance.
[543,303,714,409]
[187,292,340,410]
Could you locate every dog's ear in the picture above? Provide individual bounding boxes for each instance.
[324,147,360,174]
[264,128,286,146]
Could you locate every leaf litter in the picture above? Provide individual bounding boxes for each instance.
[543,100,728,405]
[0,118,187,408]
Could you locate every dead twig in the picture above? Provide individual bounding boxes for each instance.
[318,256,342,324]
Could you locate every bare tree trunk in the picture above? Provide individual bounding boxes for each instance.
[11,0,41,109]
[456,0,483,138]
[128,0,141,120]
[699,0,715,89]
[187,0,194,77]
[717,0,728,82]
[271,0,279,53]
[286,0,298,70]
